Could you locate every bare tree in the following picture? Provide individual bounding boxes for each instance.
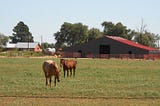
[136,19,147,34]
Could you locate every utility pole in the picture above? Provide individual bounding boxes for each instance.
[41,35,43,45]
[28,35,29,51]
[41,35,44,51]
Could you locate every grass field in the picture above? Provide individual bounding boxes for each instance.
[0,57,160,106]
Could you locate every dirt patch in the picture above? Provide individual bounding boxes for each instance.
[0,96,160,106]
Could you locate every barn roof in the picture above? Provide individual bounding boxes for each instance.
[106,36,157,51]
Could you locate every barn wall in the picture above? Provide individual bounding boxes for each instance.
[109,38,149,54]
[63,36,149,55]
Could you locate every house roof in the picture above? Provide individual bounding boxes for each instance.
[6,42,40,49]
[5,43,16,48]
[16,42,39,48]
[106,36,157,51]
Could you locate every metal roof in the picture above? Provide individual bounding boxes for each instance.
[106,36,157,51]
[5,43,16,48]
[16,42,39,48]
[6,42,40,49]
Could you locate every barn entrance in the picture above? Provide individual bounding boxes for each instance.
[99,45,110,54]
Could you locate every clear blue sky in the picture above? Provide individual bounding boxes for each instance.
[0,0,160,43]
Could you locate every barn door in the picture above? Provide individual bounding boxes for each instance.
[99,45,110,54]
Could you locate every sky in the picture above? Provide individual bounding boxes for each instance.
[0,0,160,43]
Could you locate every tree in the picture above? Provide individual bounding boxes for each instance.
[54,22,88,48]
[135,31,158,47]
[41,42,55,50]
[69,23,88,46]
[101,21,114,35]
[54,22,73,48]
[0,33,9,48]
[88,28,102,41]
[101,21,132,39]
[134,19,159,47]
[10,21,34,43]
[55,21,159,48]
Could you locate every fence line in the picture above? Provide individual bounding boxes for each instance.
[1,51,160,60]
[61,52,160,60]
[0,51,44,57]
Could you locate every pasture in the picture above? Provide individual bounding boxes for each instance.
[0,57,160,106]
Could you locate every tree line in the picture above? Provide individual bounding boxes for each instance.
[54,21,160,48]
[54,22,102,48]
[0,21,159,50]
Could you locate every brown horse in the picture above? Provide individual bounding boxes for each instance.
[42,60,60,87]
[60,58,77,78]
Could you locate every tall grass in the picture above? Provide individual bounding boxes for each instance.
[0,58,160,99]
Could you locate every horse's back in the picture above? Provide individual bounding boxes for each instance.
[65,59,77,68]
[43,60,53,71]
[42,60,58,77]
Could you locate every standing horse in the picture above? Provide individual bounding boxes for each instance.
[60,58,77,77]
[42,60,60,87]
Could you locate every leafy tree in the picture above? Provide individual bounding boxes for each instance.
[69,23,88,45]
[154,34,160,48]
[55,21,159,48]
[88,28,102,41]
[101,21,132,39]
[54,22,88,48]
[41,42,55,50]
[10,21,34,43]
[113,23,127,36]
[54,31,65,48]
[101,21,114,35]
[0,33,9,48]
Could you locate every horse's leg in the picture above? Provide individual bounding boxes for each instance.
[73,67,75,77]
[46,78,48,86]
[67,69,69,77]
[49,77,52,87]
[70,69,72,77]
[63,68,66,78]
[54,76,56,86]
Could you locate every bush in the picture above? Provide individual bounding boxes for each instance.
[0,51,44,57]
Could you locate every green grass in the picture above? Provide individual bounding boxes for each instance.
[1,58,160,105]
[0,58,160,99]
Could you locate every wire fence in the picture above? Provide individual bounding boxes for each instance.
[61,52,160,60]
[0,51,44,57]
[1,51,160,60]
